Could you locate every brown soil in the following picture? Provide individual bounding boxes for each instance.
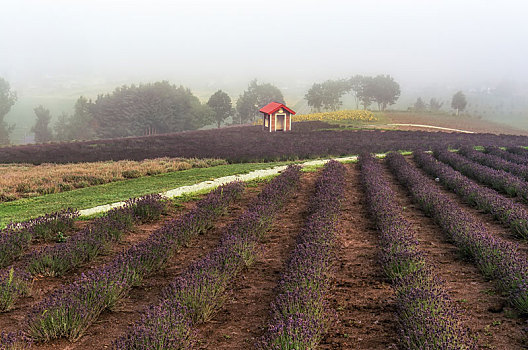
[384,158,527,349]
[196,171,318,349]
[320,164,398,349]
[409,157,528,256]
[3,160,528,350]
[0,184,265,349]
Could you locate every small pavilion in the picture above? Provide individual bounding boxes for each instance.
[259,102,296,132]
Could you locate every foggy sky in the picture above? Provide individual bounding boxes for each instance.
[1,0,528,92]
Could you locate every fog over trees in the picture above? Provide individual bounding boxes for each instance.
[1,0,527,143]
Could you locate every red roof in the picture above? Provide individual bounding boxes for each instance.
[259,102,296,115]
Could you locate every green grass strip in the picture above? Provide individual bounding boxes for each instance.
[0,161,289,227]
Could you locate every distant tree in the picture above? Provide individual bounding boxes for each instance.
[91,82,212,138]
[31,105,53,143]
[304,83,324,112]
[69,96,96,140]
[369,75,401,111]
[357,76,374,110]
[347,75,364,109]
[304,79,349,112]
[236,79,285,124]
[235,90,257,124]
[54,112,72,141]
[429,98,443,112]
[451,91,467,116]
[207,90,233,128]
[414,97,427,112]
[321,80,349,111]
[0,77,17,145]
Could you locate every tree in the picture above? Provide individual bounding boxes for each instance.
[304,79,349,112]
[54,112,72,141]
[0,77,17,145]
[31,105,53,143]
[369,75,401,111]
[414,97,427,112]
[304,83,324,112]
[429,98,443,112]
[357,76,374,110]
[451,91,467,116]
[347,75,364,109]
[236,80,285,124]
[207,90,233,128]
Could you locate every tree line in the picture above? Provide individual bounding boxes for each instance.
[304,74,401,112]
[0,74,468,145]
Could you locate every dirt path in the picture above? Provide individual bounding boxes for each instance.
[384,159,526,349]
[320,163,398,349]
[196,172,318,349]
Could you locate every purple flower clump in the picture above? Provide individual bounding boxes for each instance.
[0,267,32,312]
[387,152,528,314]
[114,165,302,350]
[486,146,528,166]
[360,154,474,349]
[458,146,528,182]
[434,148,528,201]
[0,331,32,349]
[23,182,244,343]
[414,150,528,238]
[260,160,346,350]
[0,209,79,269]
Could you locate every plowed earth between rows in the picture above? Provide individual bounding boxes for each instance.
[2,161,528,349]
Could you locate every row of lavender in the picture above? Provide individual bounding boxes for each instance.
[360,154,473,349]
[387,152,528,314]
[458,146,528,182]
[413,150,528,238]
[507,146,528,158]
[485,146,528,166]
[0,194,167,313]
[258,160,346,349]
[1,181,244,347]
[0,209,78,269]
[113,165,302,349]
[434,148,528,201]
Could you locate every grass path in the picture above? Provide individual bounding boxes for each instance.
[0,162,288,227]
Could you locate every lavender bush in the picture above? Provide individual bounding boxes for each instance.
[387,152,528,314]
[0,268,32,312]
[27,194,167,277]
[359,154,473,349]
[434,148,528,201]
[0,209,79,269]
[260,160,345,350]
[486,146,528,166]
[114,165,302,350]
[0,331,32,350]
[24,181,244,343]
[507,146,528,158]
[458,146,528,181]
[414,150,528,238]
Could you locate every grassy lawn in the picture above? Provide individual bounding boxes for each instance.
[0,161,290,227]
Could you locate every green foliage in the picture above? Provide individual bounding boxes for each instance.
[414,97,427,112]
[55,82,213,140]
[0,77,17,145]
[368,75,401,111]
[235,79,285,124]
[207,90,233,128]
[429,98,443,111]
[31,105,53,143]
[304,79,349,112]
[451,91,467,116]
